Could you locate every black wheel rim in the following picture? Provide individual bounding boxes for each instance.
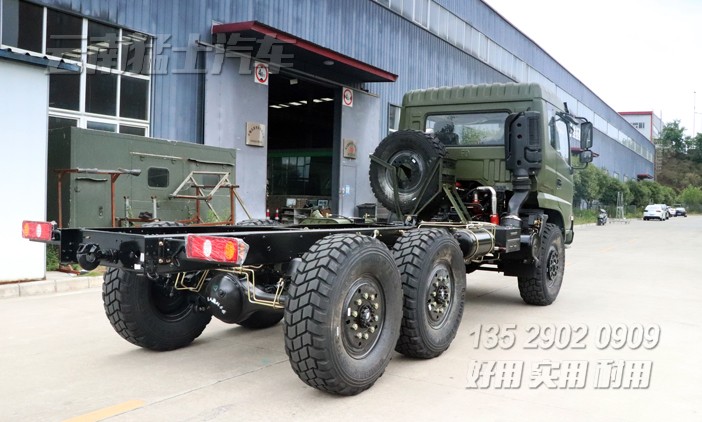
[150,277,192,322]
[342,277,385,359]
[426,263,453,328]
[381,151,426,195]
[545,247,560,288]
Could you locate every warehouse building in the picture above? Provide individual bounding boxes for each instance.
[0,0,655,280]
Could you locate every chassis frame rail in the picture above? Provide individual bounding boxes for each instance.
[54,224,408,275]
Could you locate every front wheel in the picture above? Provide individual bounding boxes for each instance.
[518,223,565,306]
[284,234,402,395]
[102,269,212,351]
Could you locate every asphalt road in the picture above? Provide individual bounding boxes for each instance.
[1,216,700,421]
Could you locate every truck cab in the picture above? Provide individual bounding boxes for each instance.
[395,83,592,244]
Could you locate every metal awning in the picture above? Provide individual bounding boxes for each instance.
[211,21,397,84]
[0,48,80,72]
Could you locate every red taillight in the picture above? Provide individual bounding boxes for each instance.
[490,214,500,225]
[185,235,249,265]
[22,221,54,241]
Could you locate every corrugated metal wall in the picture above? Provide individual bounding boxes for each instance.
[436,0,653,177]
[33,0,509,143]
[32,0,652,178]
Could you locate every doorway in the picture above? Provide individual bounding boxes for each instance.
[266,73,337,222]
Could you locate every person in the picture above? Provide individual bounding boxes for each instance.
[435,120,459,145]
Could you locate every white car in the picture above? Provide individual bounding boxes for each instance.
[643,204,665,221]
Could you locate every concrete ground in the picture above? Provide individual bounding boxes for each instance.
[0,216,700,421]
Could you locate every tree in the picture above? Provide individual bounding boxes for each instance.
[688,133,702,163]
[574,165,606,207]
[647,182,664,204]
[600,178,628,206]
[679,185,702,206]
[626,180,651,208]
[658,120,688,155]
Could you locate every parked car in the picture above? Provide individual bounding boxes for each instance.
[676,207,688,217]
[643,204,665,221]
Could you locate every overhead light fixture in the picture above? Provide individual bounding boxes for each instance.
[323,59,334,66]
[277,104,290,108]
[299,100,307,104]
[289,101,302,106]
[290,78,298,85]
[270,105,282,109]
[321,97,333,102]
[313,99,323,103]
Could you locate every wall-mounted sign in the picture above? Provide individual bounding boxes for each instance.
[254,61,269,85]
[342,87,353,107]
[246,122,266,147]
[343,139,357,159]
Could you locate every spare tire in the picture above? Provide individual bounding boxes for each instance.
[369,130,446,214]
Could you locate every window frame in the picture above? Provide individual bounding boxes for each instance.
[0,0,152,136]
[425,110,510,147]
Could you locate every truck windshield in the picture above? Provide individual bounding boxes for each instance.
[426,112,509,146]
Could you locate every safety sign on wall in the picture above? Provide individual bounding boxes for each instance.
[342,87,353,107]
[254,62,269,85]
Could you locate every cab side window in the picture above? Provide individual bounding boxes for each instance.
[547,106,571,163]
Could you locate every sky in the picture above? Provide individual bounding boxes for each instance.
[483,0,702,137]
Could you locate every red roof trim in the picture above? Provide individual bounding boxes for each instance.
[212,21,397,82]
[619,111,654,116]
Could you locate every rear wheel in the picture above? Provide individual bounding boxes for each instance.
[284,234,402,395]
[392,229,466,358]
[102,269,212,350]
[518,223,565,306]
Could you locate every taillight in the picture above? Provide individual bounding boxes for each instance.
[22,221,54,241]
[185,235,249,265]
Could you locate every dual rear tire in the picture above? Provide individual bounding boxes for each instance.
[283,230,465,395]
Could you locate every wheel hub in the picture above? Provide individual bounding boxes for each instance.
[343,281,384,358]
[427,267,452,326]
[546,249,560,284]
[388,152,423,192]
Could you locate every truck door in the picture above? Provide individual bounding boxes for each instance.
[540,103,574,222]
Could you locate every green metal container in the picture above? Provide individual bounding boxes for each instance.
[47,128,237,228]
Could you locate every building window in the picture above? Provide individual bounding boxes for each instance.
[120,77,149,120]
[87,121,117,132]
[388,104,401,133]
[86,70,118,116]
[49,73,80,111]
[1,0,151,136]
[45,8,82,60]
[1,0,43,52]
[49,116,78,132]
[120,125,147,136]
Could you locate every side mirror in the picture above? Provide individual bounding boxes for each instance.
[579,150,593,164]
[580,122,593,150]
